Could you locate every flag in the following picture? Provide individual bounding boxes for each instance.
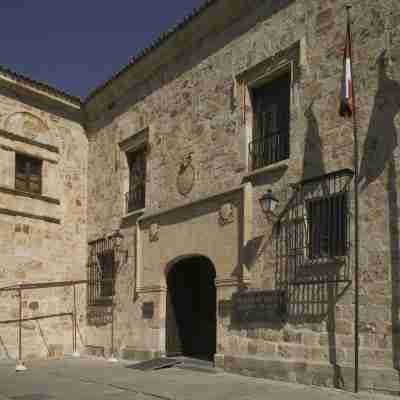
[339,20,353,117]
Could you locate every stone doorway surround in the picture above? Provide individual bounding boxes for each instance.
[134,183,253,359]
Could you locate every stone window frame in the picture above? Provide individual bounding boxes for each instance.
[236,42,301,174]
[118,127,150,215]
[15,152,43,195]
[0,129,61,206]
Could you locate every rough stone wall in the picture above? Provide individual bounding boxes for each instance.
[0,89,88,361]
[85,0,400,392]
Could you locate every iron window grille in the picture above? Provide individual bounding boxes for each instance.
[126,148,146,213]
[275,169,354,287]
[87,237,116,306]
[249,73,290,170]
[15,153,42,194]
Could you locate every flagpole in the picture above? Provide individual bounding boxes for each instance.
[346,5,360,393]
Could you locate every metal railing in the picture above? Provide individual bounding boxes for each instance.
[125,184,145,213]
[87,233,126,362]
[274,169,354,286]
[249,132,289,170]
[87,236,117,307]
[0,280,86,368]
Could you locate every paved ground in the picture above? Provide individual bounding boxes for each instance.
[0,358,397,400]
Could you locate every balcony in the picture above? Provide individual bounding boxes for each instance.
[249,132,289,171]
[125,184,145,214]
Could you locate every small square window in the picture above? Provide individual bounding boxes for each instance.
[15,154,42,195]
[249,73,291,170]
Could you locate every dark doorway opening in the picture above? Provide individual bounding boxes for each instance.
[166,256,216,361]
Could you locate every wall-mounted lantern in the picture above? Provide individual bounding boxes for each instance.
[259,189,279,218]
[113,229,124,250]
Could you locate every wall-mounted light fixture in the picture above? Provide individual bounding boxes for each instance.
[113,229,124,250]
[113,229,128,263]
[259,189,279,219]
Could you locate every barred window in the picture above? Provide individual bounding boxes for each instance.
[126,147,146,213]
[15,154,42,194]
[88,238,115,306]
[249,73,290,170]
[275,169,353,286]
[307,193,347,259]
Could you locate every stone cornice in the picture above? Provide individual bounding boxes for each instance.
[0,186,60,205]
[0,207,60,224]
[139,183,250,224]
[136,285,167,294]
[0,129,59,154]
[0,65,81,108]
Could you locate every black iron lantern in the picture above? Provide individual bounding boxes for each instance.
[113,229,124,250]
[259,189,279,215]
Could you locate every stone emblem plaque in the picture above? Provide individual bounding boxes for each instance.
[177,153,195,196]
[219,203,234,225]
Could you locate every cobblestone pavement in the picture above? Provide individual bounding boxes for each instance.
[0,358,397,400]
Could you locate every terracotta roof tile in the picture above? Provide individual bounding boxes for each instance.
[0,64,82,107]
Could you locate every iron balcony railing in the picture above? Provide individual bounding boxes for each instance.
[125,184,145,213]
[249,132,289,170]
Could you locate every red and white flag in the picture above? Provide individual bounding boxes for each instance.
[339,21,353,117]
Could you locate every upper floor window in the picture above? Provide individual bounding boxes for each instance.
[126,147,146,213]
[15,153,42,195]
[249,73,290,170]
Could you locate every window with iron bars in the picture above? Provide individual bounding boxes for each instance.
[15,153,42,194]
[275,169,353,286]
[306,193,347,259]
[249,73,290,170]
[87,237,116,306]
[126,147,146,213]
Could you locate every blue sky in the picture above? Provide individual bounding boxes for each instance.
[1,1,206,99]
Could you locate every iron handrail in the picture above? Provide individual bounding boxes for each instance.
[0,279,87,292]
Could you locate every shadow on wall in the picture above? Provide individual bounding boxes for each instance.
[359,51,400,368]
[242,100,327,276]
[221,52,399,388]
[359,51,399,191]
[302,99,326,183]
[227,100,351,388]
[0,335,11,359]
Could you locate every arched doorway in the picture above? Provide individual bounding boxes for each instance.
[166,256,216,361]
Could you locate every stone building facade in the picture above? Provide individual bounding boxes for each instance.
[1,0,400,394]
[0,70,87,359]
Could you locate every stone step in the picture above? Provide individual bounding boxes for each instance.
[173,357,217,374]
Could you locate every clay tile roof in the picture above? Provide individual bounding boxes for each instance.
[0,64,82,107]
[84,0,218,103]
